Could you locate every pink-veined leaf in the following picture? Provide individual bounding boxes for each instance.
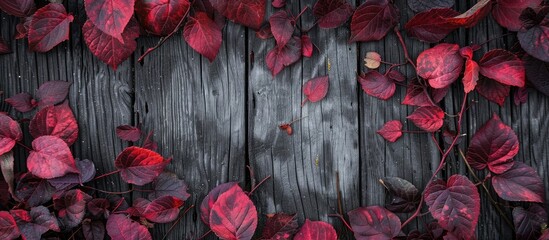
[407,0,454,12]
[492,0,542,31]
[129,196,184,223]
[5,93,36,112]
[404,8,459,43]
[386,69,405,82]
[350,0,399,42]
[0,0,34,17]
[513,204,547,239]
[116,125,142,142]
[402,82,435,107]
[200,182,239,225]
[36,81,71,107]
[209,185,258,240]
[301,34,313,57]
[0,211,19,240]
[260,213,298,239]
[27,136,79,179]
[417,43,463,89]
[424,175,480,239]
[266,36,302,76]
[149,171,190,201]
[407,106,445,132]
[15,173,56,207]
[269,10,295,47]
[48,158,96,191]
[313,0,354,29]
[463,58,480,93]
[53,189,92,228]
[379,177,420,213]
[10,206,60,240]
[479,49,525,87]
[29,102,79,146]
[135,0,191,36]
[358,71,396,100]
[84,0,135,41]
[348,206,401,240]
[183,12,223,62]
[377,120,402,143]
[210,0,266,29]
[294,219,337,240]
[492,161,545,202]
[476,77,510,106]
[114,146,171,185]
[272,0,286,8]
[106,214,152,240]
[0,115,22,156]
[466,114,518,174]
[302,76,329,106]
[28,3,73,52]
[445,0,492,28]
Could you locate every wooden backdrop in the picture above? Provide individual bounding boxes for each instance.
[1,0,548,239]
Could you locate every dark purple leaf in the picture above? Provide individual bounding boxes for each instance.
[492,161,545,202]
[348,206,401,239]
[379,177,419,213]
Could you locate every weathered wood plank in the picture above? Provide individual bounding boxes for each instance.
[134,22,247,239]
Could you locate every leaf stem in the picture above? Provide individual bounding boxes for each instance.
[82,185,134,195]
[197,230,212,240]
[328,214,353,232]
[68,226,82,240]
[161,205,195,240]
[92,169,121,181]
[16,141,32,151]
[431,133,443,154]
[248,175,271,196]
[295,6,309,21]
[393,27,417,70]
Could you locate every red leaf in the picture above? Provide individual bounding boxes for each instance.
[302,76,329,106]
[148,171,190,201]
[83,18,140,70]
[261,213,299,239]
[114,146,171,185]
[54,189,92,228]
[313,0,354,29]
[106,214,152,240]
[358,71,396,100]
[0,211,20,240]
[462,59,479,93]
[0,37,11,55]
[424,175,480,239]
[540,230,549,240]
[15,16,32,39]
[270,10,295,47]
[402,82,434,107]
[513,204,547,239]
[492,161,545,202]
[209,185,258,240]
[294,219,337,240]
[130,196,184,223]
[200,182,239,225]
[15,173,56,207]
[407,0,454,13]
[210,0,266,29]
[84,0,134,41]
[445,0,492,28]
[87,198,110,218]
[36,81,71,107]
[518,19,549,62]
[0,115,23,156]
[407,106,444,132]
[11,206,60,240]
[492,0,542,31]
[272,0,286,8]
[183,12,223,62]
[135,0,191,36]
[266,36,302,76]
[404,8,459,43]
[0,0,34,17]
[466,114,518,174]
[386,69,405,82]
[376,120,402,143]
[256,23,273,39]
[301,34,313,57]
[348,206,401,239]
[29,102,79,146]
[479,49,525,87]
[82,219,105,240]
[350,0,399,42]
[5,93,36,112]
[379,177,420,213]
[28,3,73,52]
[514,87,528,105]
[476,77,510,106]
[116,125,142,142]
[28,136,78,179]
[417,43,463,89]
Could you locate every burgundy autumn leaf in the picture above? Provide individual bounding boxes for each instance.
[200,182,239,225]
[524,55,549,96]
[348,206,401,239]
[15,173,56,207]
[131,196,184,223]
[10,206,60,240]
[301,34,313,58]
[84,0,134,41]
[0,0,35,17]
[407,0,454,12]
[148,171,190,201]
[183,12,223,62]
[261,213,299,239]
[513,204,547,239]
[466,114,518,174]
[417,43,463,89]
[445,0,492,28]
[114,146,171,185]
[431,87,449,103]
[514,87,528,105]
[0,37,11,55]
[36,81,71,107]
[404,8,459,43]
[313,0,354,29]
[106,214,152,240]
[492,161,545,202]
[479,49,526,87]
[29,102,79,146]
[135,0,191,36]
[463,58,480,93]
[492,0,542,31]
[116,125,142,142]
[27,135,79,179]
[272,0,286,8]
[349,0,399,42]
[0,211,20,240]
[518,19,549,62]
[87,198,111,218]
[83,18,140,70]
[476,77,510,106]
[0,114,23,156]
[5,93,36,112]
[302,76,329,106]
[28,3,73,52]
[424,175,480,239]
[294,219,337,240]
[270,10,295,47]
[358,71,396,100]
[209,185,258,240]
[54,189,92,228]
[407,106,445,132]
[386,69,405,82]
[48,158,96,191]
[210,0,266,29]
[266,36,302,76]
[402,82,435,107]
[376,120,403,143]
[379,177,420,213]
[82,219,105,240]
[15,16,32,39]
[256,23,273,39]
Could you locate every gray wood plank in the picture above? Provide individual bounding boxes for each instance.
[134,22,247,239]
